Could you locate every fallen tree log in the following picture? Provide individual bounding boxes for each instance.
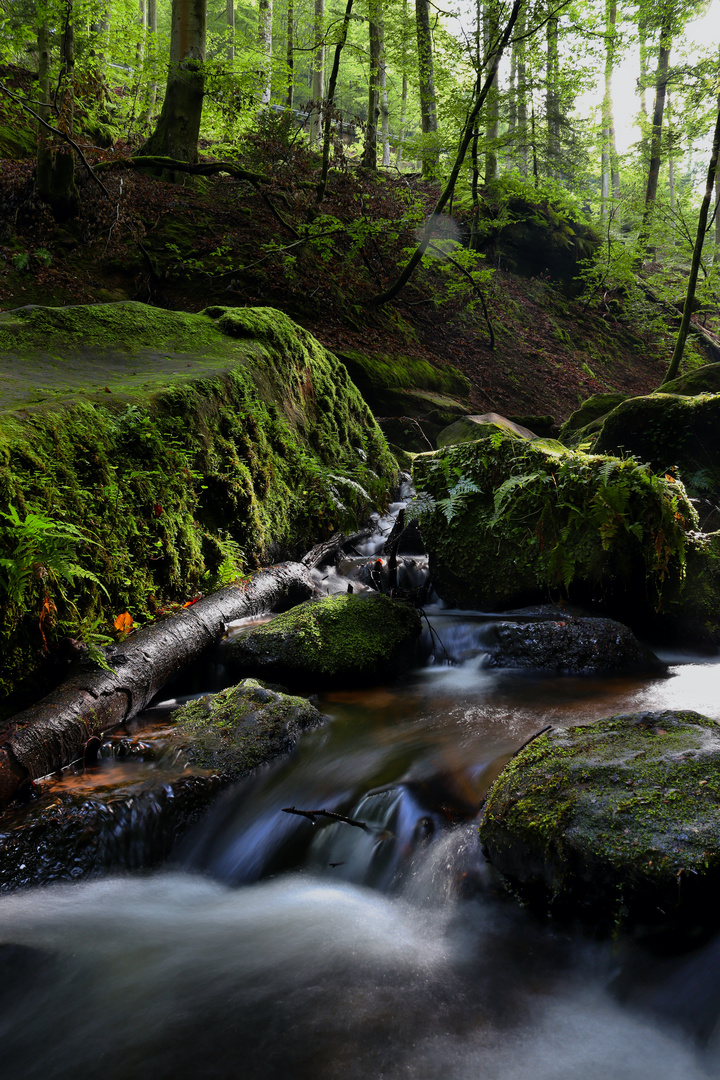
[0,562,315,807]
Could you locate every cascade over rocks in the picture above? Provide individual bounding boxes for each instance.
[222,592,422,689]
[412,430,720,640]
[479,711,720,928]
[486,616,665,675]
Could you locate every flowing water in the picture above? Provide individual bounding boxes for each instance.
[3,487,720,1078]
[2,622,720,1080]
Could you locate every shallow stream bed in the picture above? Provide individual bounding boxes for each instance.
[2,611,720,1079]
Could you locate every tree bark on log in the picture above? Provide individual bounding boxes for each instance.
[0,562,315,807]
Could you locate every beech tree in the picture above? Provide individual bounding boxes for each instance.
[140,0,207,162]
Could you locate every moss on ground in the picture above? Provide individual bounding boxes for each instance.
[0,302,397,706]
[224,592,422,687]
[479,711,720,927]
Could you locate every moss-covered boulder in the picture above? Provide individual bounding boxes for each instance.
[594,393,720,497]
[436,412,538,448]
[559,392,630,447]
[223,593,422,688]
[412,433,718,636]
[0,302,397,704]
[657,363,720,397]
[479,711,720,927]
[336,348,471,453]
[171,678,325,781]
[486,616,664,675]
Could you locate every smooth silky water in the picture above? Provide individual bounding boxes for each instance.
[2,607,720,1080]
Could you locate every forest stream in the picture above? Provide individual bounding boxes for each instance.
[2,502,720,1079]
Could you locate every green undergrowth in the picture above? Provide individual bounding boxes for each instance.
[411,428,697,617]
[0,302,397,708]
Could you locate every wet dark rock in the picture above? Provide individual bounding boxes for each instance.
[171,677,326,780]
[486,617,665,675]
[222,593,422,689]
[479,711,720,929]
[0,773,222,892]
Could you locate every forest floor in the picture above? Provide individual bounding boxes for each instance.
[0,132,710,423]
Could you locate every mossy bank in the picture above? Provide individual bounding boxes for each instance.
[0,302,398,707]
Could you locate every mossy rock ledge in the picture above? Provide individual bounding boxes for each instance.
[479,712,720,928]
[171,678,325,781]
[412,431,720,640]
[0,301,397,703]
[222,593,422,689]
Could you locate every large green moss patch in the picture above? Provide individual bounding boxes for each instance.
[0,302,397,707]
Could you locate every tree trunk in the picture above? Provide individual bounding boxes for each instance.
[310,0,325,143]
[662,94,720,385]
[372,0,523,304]
[637,12,649,163]
[545,6,560,174]
[362,0,381,169]
[415,0,438,177]
[379,0,390,166]
[316,0,354,202]
[516,2,527,175]
[0,563,316,807]
[36,3,80,221]
[258,0,273,106]
[286,0,294,107]
[227,0,235,66]
[639,6,672,259]
[139,0,207,167]
[396,0,409,166]
[484,0,499,183]
[667,86,675,209]
[146,0,159,120]
[601,0,619,216]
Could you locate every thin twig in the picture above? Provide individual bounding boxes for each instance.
[282,806,372,831]
[508,725,553,762]
[0,81,111,200]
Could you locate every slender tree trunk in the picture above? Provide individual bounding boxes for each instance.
[362,0,380,169]
[139,0,207,167]
[379,0,390,166]
[667,87,675,209]
[663,94,720,384]
[372,0,523,304]
[484,0,499,182]
[316,0,354,202]
[310,0,325,142]
[639,7,672,259]
[714,159,720,265]
[601,0,619,216]
[51,3,79,219]
[137,0,147,65]
[415,0,438,177]
[286,0,294,107]
[545,6,560,174]
[637,12,649,164]
[516,2,527,176]
[146,0,158,120]
[36,20,53,202]
[258,0,273,106]
[227,0,235,65]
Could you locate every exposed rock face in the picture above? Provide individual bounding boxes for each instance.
[479,711,720,927]
[486,616,665,675]
[223,593,422,688]
[559,392,630,447]
[412,432,715,637]
[0,303,399,703]
[171,678,326,780]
